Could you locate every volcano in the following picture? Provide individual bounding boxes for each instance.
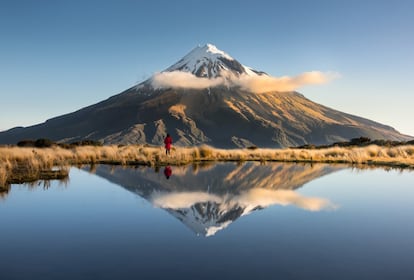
[0,44,411,147]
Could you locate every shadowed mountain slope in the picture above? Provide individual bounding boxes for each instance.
[0,44,411,147]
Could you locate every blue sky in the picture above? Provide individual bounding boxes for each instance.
[1,0,413,136]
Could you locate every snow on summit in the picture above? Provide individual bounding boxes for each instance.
[166,43,261,78]
[198,43,234,60]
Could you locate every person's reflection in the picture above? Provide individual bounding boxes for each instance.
[164,166,172,179]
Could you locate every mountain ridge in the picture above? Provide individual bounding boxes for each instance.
[0,44,412,147]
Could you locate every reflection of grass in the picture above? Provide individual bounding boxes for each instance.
[1,144,414,186]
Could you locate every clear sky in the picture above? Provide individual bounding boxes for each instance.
[1,0,413,136]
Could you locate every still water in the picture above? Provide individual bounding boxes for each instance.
[1,162,413,280]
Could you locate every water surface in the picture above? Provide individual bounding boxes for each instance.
[1,162,413,280]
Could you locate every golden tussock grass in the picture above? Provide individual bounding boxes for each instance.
[1,144,414,187]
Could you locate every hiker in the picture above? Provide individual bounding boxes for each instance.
[164,166,172,179]
[164,133,173,155]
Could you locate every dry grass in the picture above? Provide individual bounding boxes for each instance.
[1,144,414,187]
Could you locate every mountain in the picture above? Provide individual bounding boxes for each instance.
[92,162,340,236]
[0,44,411,147]
[165,43,266,78]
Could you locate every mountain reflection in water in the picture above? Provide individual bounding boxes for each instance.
[93,162,340,236]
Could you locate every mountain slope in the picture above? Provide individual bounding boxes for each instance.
[0,44,411,147]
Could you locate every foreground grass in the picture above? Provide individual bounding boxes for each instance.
[1,144,414,187]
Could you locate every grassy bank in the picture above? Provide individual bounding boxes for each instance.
[1,144,414,187]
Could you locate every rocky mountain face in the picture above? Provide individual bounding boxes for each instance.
[92,162,340,236]
[0,44,411,147]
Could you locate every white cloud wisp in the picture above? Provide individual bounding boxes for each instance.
[151,71,338,93]
[151,71,225,90]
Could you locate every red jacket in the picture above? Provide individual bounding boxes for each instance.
[164,136,172,149]
[164,166,172,178]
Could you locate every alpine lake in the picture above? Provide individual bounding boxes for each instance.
[1,162,414,280]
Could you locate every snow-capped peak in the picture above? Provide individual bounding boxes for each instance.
[201,43,234,60]
[165,43,266,78]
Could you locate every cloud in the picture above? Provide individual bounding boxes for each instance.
[233,189,337,212]
[151,71,225,89]
[234,71,339,93]
[150,71,338,93]
[151,191,222,209]
[150,189,336,212]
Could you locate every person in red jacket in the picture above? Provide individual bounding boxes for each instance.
[164,133,173,155]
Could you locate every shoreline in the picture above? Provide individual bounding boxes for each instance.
[1,144,414,187]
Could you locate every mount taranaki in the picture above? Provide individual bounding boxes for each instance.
[0,44,411,147]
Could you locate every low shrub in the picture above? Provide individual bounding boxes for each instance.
[70,140,103,147]
[35,138,54,148]
[350,137,371,146]
[17,140,36,147]
[58,143,73,149]
[17,138,55,148]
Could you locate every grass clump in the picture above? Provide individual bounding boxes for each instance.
[199,145,214,158]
